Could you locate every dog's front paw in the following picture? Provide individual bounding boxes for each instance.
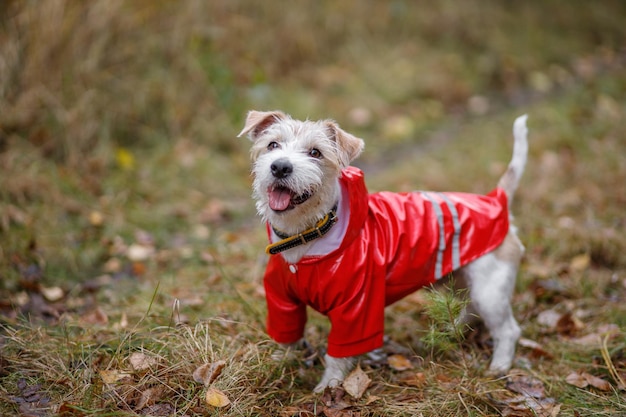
[313,354,356,393]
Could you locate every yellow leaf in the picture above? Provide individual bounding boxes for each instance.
[116,147,135,170]
[388,354,413,371]
[89,210,104,227]
[100,369,132,384]
[569,253,590,272]
[205,387,230,407]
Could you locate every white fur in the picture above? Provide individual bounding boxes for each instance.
[243,111,529,392]
[462,251,522,372]
[314,355,356,393]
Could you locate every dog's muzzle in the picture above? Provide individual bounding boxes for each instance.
[267,158,312,211]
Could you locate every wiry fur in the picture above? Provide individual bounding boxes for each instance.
[241,110,529,392]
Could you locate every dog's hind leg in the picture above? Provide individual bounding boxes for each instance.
[462,248,522,373]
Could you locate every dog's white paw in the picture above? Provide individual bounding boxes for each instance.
[313,354,356,393]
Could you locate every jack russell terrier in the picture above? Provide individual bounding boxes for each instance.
[239,111,528,392]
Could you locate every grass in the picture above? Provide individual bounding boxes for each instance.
[1,1,626,416]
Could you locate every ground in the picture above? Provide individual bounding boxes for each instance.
[1,1,625,416]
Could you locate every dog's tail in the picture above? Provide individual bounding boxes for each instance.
[497,115,528,205]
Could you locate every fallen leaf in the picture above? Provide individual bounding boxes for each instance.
[193,360,227,385]
[556,312,584,336]
[82,307,109,325]
[399,372,427,388]
[126,243,154,262]
[536,309,561,329]
[565,371,587,388]
[569,253,590,272]
[57,402,85,416]
[138,403,174,416]
[99,370,132,384]
[205,387,230,407]
[116,147,135,170]
[342,365,371,399]
[88,211,104,227]
[387,354,413,371]
[135,386,165,410]
[118,313,128,329]
[131,261,147,276]
[518,338,554,359]
[129,352,159,372]
[506,374,546,398]
[40,286,64,302]
[565,371,611,391]
[320,386,352,410]
[501,395,560,417]
[364,395,380,405]
[569,324,620,346]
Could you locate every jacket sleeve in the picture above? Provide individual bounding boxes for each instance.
[324,246,386,358]
[264,259,307,344]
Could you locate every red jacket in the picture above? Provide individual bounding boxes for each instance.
[263,167,509,357]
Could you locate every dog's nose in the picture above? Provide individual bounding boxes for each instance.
[271,158,293,179]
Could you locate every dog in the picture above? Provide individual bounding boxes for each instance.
[239,110,528,392]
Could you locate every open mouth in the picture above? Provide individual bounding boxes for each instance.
[268,186,312,212]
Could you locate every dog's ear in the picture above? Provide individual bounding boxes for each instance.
[326,121,365,167]
[238,110,287,140]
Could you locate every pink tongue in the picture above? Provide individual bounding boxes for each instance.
[269,188,292,211]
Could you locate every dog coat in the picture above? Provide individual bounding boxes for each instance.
[263,166,510,357]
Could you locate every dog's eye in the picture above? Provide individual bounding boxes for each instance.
[309,148,323,159]
[267,141,280,151]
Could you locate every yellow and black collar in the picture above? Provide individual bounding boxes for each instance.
[266,205,338,255]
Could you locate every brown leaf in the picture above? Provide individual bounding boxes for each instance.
[82,307,109,325]
[399,372,427,387]
[342,365,371,399]
[205,387,230,407]
[506,373,546,399]
[57,402,85,416]
[193,360,227,385]
[556,312,584,336]
[387,354,413,371]
[518,338,554,359]
[501,396,560,417]
[135,386,165,410]
[565,372,588,388]
[566,371,611,391]
[569,324,619,346]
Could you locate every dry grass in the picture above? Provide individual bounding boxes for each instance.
[1,1,626,416]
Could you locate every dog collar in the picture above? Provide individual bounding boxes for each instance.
[266,204,338,255]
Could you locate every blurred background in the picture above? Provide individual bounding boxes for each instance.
[1,0,625,301]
